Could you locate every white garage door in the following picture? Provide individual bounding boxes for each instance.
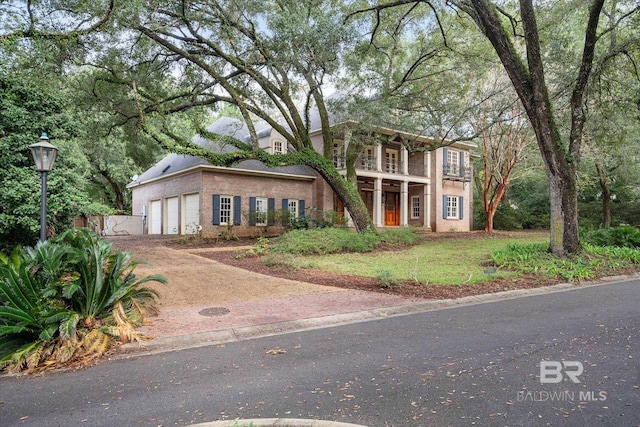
[166,197,179,235]
[150,200,162,235]
[182,193,200,234]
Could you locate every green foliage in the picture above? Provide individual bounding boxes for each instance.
[0,229,165,373]
[79,202,117,217]
[271,227,422,256]
[375,269,400,289]
[491,240,640,282]
[581,226,640,248]
[378,227,424,246]
[272,228,382,255]
[0,72,91,252]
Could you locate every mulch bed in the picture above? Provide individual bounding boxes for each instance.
[186,238,566,300]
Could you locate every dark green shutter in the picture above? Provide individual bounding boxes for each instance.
[459,196,464,220]
[249,197,256,226]
[443,148,449,175]
[233,196,242,225]
[459,152,465,177]
[442,195,448,219]
[212,194,220,225]
[268,198,275,226]
[299,200,305,217]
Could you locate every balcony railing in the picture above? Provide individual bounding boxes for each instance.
[336,155,428,177]
[443,163,472,182]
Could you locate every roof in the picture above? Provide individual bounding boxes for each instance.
[128,117,316,187]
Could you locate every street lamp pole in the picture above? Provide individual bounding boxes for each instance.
[29,133,58,242]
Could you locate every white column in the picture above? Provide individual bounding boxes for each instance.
[376,144,383,172]
[424,184,431,228]
[402,146,409,175]
[374,177,383,227]
[400,181,409,226]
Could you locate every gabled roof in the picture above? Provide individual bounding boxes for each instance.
[128,117,316,188]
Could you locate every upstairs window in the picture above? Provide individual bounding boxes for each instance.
[273,140,286,154]
[447,150,460,175]
[444,148,466,178]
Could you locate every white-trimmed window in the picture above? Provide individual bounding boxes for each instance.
[443,195,464,220]
[288,199,298,220]
[273,140,285,154]
[256,197,267,225]
[447,149,460,176]
[385,149,399,173]
[282,198,305,225]
[219,195,232,225]
[411,196,420,219]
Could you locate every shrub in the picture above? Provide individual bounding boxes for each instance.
[581,225,640,248]
[272,228,382,255]
[0,229,165,373]
[375,269,400,288]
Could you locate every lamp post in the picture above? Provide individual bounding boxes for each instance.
[29,133,58,242]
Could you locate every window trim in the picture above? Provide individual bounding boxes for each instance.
[273,139,285,154]
[255,197,268,226]
[219,195,233,226]
[411,196,420,219]
[443,195,464,220]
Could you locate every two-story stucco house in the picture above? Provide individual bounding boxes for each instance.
[128,116,474,236]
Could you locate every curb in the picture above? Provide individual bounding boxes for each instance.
[190,419,367,427]
[115,277,639,359]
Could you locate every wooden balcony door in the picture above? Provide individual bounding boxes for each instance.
[384,192,400,226]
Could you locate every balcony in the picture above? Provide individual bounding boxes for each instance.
[443,163,472,182]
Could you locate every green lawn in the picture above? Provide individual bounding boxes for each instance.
[299,231,550,285]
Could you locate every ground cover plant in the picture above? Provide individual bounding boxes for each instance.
[0,229,165,373]
[201,227,640,298]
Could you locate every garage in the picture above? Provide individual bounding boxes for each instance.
[149,200,162,234]
[165,196,179,235]
[182,193,200,234]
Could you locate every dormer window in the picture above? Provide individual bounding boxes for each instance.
[273,140,286,154]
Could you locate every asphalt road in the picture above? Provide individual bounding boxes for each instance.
[1,280,639,427]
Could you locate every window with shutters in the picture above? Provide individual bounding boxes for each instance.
[255,197,267,226]
[447,150,460,176]
[443,195,464,220]
[288,199,298,221]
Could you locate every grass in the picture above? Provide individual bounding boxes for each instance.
[270,230,549,285]
[264,227,640,286]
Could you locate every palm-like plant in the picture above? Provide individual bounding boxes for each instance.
[59,229,164,331]
[0,229,166,372]
[0,247,79,372]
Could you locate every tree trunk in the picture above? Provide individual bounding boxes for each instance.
[595,162,611,228]
[548,167,580,255]
[465,0,604,255]
[301,148,375,233]
[102,171,125,211]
